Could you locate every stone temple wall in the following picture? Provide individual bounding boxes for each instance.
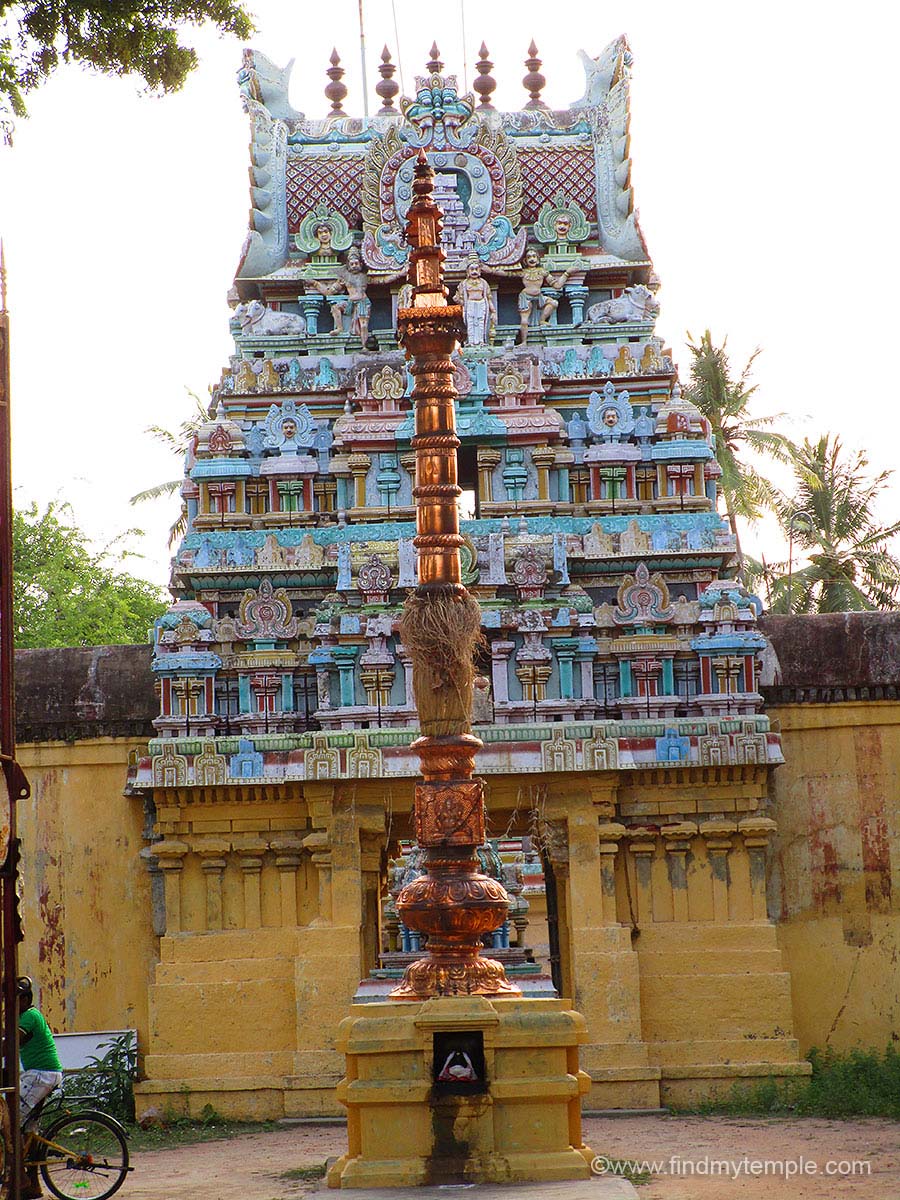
[11,615,900,1115]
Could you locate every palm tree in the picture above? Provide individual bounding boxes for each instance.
[765,435,900,613]
[129,391,209,546]
[684,331,794,573]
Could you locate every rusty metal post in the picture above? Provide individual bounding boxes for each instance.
[391,154,517,999]
[0,243,28,1199]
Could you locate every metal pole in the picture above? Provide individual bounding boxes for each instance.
[1,238,27,1200]
[357,0,370,120]
[786,510,813,614]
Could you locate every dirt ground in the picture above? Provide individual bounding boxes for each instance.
[121,1114,899,1200]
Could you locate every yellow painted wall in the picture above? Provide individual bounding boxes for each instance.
[15,739,157,1055]
[13,700,900,1114]
[769,702,900,1053]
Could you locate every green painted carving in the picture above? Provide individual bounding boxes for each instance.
[533,189,591,246]
[294,201,354,256]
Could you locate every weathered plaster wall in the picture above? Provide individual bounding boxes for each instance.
[762,613,900,1054]
[14,645,158,1052]
[16,738,156,1050]
[768,703,900,1052]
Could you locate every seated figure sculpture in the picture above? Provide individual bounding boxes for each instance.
[309,246,372,347]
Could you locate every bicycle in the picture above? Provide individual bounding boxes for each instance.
[21,1094,131,1200]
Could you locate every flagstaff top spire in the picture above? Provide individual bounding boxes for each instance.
[404,151,448,310]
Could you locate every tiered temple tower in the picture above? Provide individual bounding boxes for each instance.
[131,38,809,1119]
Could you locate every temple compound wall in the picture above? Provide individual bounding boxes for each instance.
[14,614,900,1117]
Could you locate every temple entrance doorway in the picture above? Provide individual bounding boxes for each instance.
[541,851,563,996]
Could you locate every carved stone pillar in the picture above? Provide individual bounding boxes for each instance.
[597,822,626,925]
[628,828,657,926]
[531,444,556,502]
[565,283,589,326]
[198,842,229,931]
[348,452,371,508]
[490,639,515,705]
[303,830,333,923]
[661,821,697,922]
[154,841,189,935]
[739,816,777,923]
[399,450,416,504]
[577,642,597,703]
[552,638,578,701]
[515,661,552,703]
[700,820,737,923]
[300,292,324,335]
[238,844,267,929]
[555,447,574,503]
[395,642,414,709]
[272,839,304,926]
[477,447,501,503]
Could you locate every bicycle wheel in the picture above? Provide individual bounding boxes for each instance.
[39,1111,129,1200]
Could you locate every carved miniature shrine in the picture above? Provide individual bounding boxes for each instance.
[131,37,809,1122]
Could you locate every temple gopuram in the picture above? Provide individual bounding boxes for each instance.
[129,38,809,1118]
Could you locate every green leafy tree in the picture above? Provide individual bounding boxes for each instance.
[12,499,167,647]
[684,330,794,572]
[130,390,208,545]
[763,436,900,613]
[0,0,253,132]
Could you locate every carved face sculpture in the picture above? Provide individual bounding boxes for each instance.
[524,247,541,267]
[282,418,297,440]
[603,407,619,428]
[345,247,363,272]
[553,213,573,242]
[315,223,333,251]
[466,260,482,279]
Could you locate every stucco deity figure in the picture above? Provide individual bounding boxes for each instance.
[517,246,570,346]
[533,191,591,251]
[309,247,372,346]
[313,222,335,258]
[453,258,496,346]
[552,213,573,243]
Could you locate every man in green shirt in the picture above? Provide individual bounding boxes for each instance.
[17,975,63,1197]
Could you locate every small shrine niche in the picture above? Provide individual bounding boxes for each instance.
[432,1030,487,1095]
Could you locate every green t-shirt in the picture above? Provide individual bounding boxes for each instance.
[19,1007,62,1072]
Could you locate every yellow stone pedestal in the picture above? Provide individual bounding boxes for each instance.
[327,995,594,1189]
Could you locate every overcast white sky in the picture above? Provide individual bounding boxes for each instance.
[0,0,898,586]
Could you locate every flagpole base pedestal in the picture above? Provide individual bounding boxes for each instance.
[327,995,594,1189]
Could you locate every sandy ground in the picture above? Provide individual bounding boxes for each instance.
[119,1114,899,1200]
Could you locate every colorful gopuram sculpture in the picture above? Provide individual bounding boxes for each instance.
[131,38,806,1120]
[142,40,776,770]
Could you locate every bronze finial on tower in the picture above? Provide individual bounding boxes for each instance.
[376,46,399,113]
[426,42,443,74]
[392,153,517,1000]
[325,48,348,118]
[474,43,497,110]
[523,39,548,109]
